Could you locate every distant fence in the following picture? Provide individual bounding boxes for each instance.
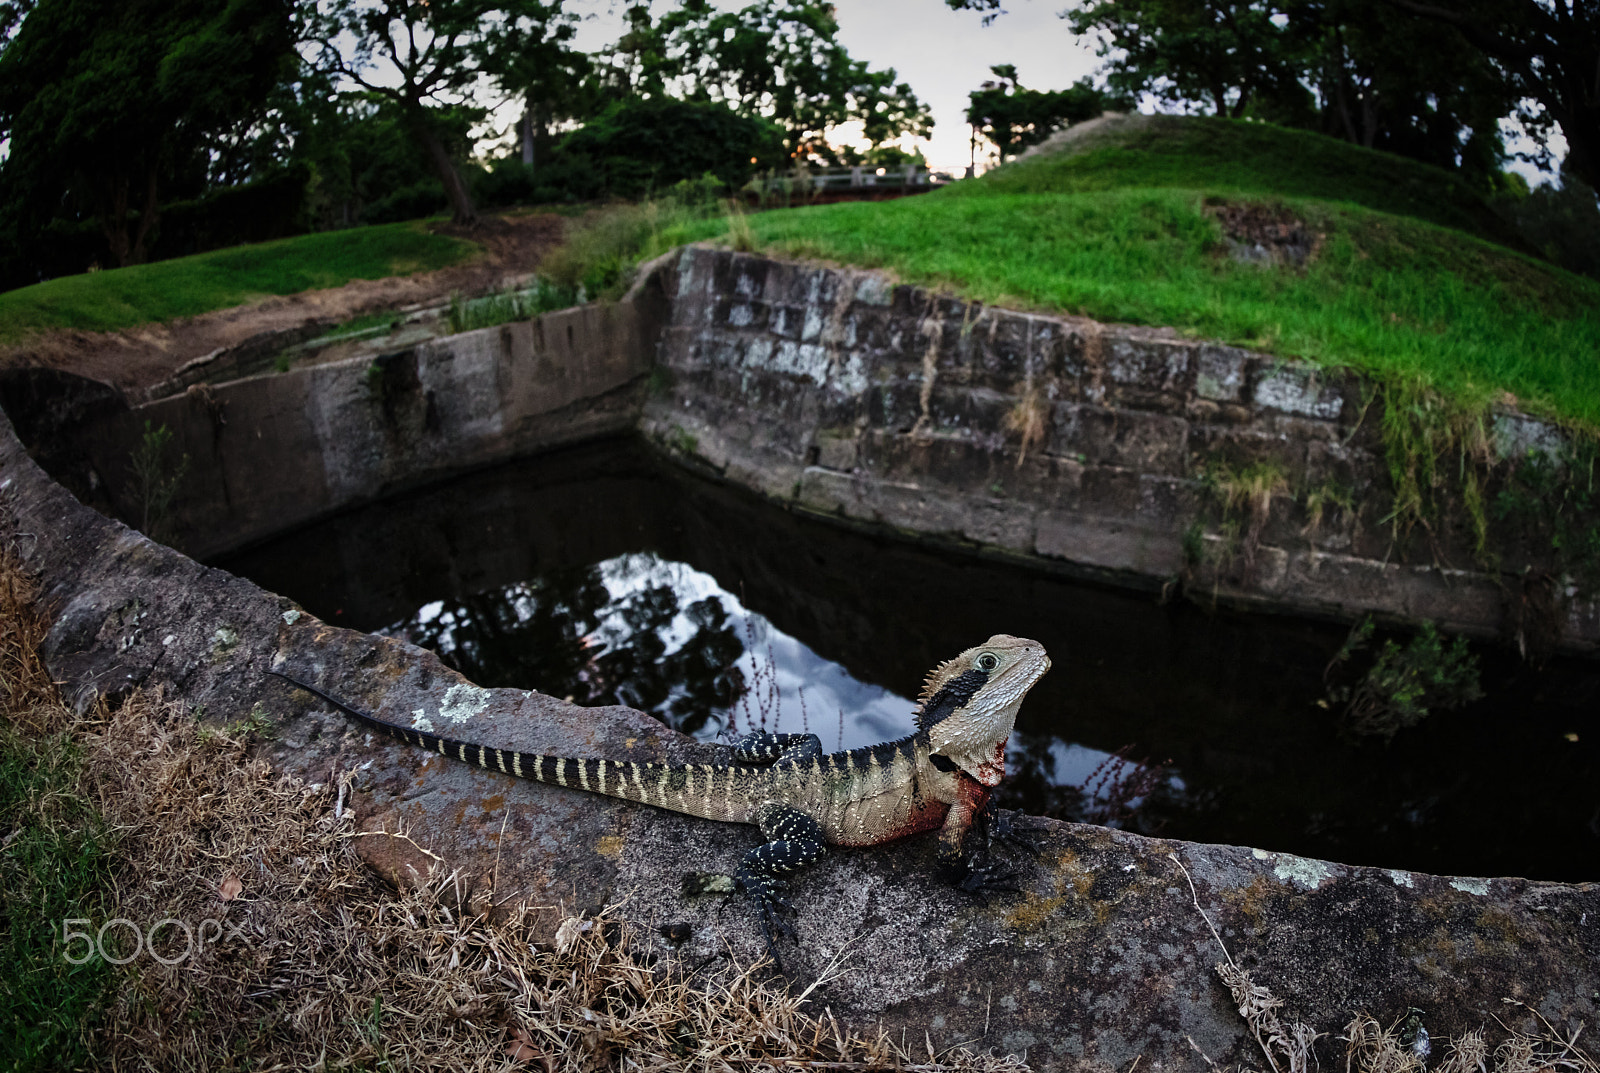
[746,165,955,204]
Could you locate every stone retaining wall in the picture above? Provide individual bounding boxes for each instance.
[640,246,1600,652]
[27,300,651,559]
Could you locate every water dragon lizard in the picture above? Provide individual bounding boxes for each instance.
[270,633,1050,968]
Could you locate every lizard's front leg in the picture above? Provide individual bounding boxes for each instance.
[936,773,1019,897]
[734,802,827,974]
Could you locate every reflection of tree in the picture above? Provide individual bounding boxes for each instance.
[994,731,1176,834]
[388,562,746,737]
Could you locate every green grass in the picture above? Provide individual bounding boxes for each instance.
[663,125,1600,430]
[0,221,477,344]
[0,724,117,1072]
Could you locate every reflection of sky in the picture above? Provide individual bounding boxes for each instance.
[597,552,918,748]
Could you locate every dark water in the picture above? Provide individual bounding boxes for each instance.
[217,438,1600,881]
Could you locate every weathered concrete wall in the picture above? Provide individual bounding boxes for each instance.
[641,246,1600,653]
[44,300,651,559]
[3,403,1596,1073]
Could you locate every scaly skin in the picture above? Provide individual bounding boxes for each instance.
[270,634,1051,969]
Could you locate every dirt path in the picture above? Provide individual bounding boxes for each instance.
[0,213,566,394]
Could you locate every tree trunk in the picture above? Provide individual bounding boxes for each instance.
[100,175,132,268]
[521,96,535,167]
[410,115,478,226]
[128,166,160,265]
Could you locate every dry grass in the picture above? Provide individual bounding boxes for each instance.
[1343,1005,1598,1073]
[0,554,1028,1072]
[1002,387,1050,469]
[1203,459,1291,567]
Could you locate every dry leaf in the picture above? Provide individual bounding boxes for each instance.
[505,1027,547,1067]
[553,916,592,954]
[219,874,243,901]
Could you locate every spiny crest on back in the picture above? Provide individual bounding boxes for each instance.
[917,657,961,706]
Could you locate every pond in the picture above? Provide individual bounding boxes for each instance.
[217,438,1600,882]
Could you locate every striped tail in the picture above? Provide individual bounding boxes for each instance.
[269,671,760,824]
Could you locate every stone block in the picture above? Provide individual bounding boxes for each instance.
[1493,411,1566,461]
[859,430,1008,492]
[1187,425,1306,478]
[1252,361,1343,419]
[1104,335,1195,393]
[1079,465,1144,516]
[973,309,1034,386]
[1137,474,1203,528]
[854,275,894,306]
[1034,511,1186,575]
[1052,404,1189,475]
[1195,345,1251,402]
[814,429,858,471]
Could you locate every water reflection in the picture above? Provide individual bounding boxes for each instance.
[382,552,918,748]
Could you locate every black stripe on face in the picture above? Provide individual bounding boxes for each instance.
[916,668,990,729]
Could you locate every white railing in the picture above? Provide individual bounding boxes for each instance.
[751,165,954,196]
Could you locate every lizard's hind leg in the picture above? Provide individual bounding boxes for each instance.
[734,802,827,973]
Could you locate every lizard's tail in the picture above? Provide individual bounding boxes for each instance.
[269,671,758,824]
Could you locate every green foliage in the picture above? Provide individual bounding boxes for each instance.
[1493,442,1600,589]
[1497,170,1600,282]
[0,725,116,1072]
[557,97,786,199]
[445,279,577,334]
[0,0,295,268]
[1323,619,1483,742]
[1378,377,1493,552]
[129,421,189,543]
[966,66,1131,162]
[954,0,1519,190]
[303,0,560,224]
[540,180,726,300]
[1199,458,1289,564]
[586,0,931,161]
[0,222,474,343]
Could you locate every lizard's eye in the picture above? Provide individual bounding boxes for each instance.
[977,653,999,671]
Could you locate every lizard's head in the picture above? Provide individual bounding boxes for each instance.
[916,635,1051,786]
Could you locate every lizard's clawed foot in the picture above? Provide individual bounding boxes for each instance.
[938,853,1021,904]
[985,807,1051,857]
[736,870,797,972]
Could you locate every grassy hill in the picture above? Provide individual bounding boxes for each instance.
[667,115,1600,430]
[969,113,1528,250]
[0,221,475,346]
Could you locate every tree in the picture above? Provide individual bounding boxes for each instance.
[600,0,933,163]
[947,0,1522,189]
[1381,0,1600,192]
[470,0,582,170]
[559,97,786,198]
[0,0,294,269]
[304,0,573,224]
[1285,0,1514,184]
[967,65,1131,161]
[1065,0,1304,119]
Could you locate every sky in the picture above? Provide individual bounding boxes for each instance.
[564,0,1105,175]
